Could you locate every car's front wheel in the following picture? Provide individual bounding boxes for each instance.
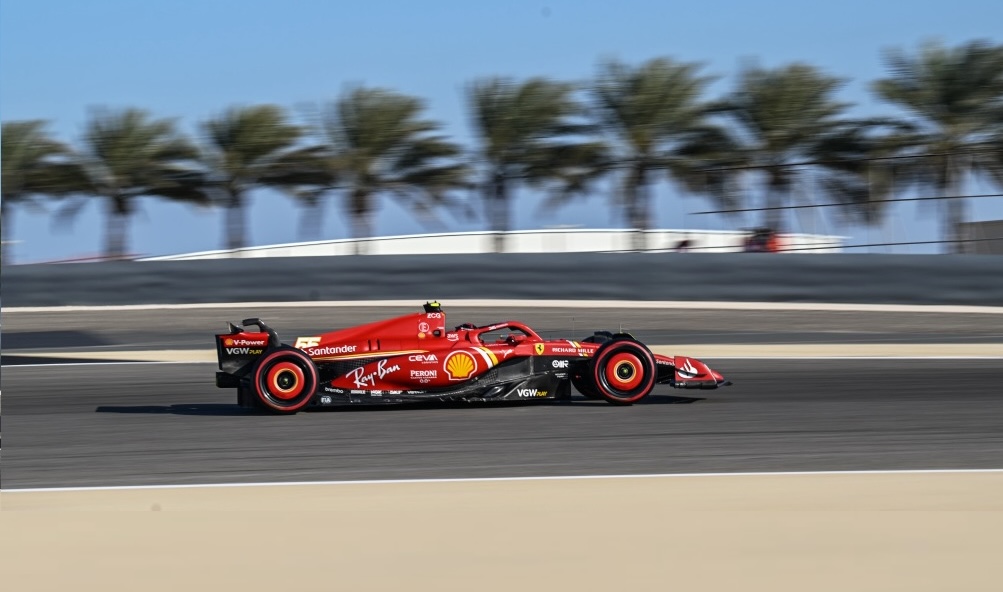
[571,371,603,400]
[252,349,318,414]
[589,339,657,405]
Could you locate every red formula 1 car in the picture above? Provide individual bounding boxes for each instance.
[214,302,731,414]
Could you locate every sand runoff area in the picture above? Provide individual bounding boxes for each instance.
[2,471,1002,591]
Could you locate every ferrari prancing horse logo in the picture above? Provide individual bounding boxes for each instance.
[535,343,545,356]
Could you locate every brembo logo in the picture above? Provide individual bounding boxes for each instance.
[305,345,357,356]
[224,337,267,347]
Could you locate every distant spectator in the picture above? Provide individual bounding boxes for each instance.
[673,238,694,252]
[744,227,781,253]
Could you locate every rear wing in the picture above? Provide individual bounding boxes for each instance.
[214,318,282,386]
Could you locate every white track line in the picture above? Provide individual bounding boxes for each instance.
[4,355,1001,369]
[4,468,1002,494]
[0,360,214,368]
[5,299,1002,314]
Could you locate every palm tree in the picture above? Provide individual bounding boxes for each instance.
[201,104,331,251]
[468,77,607,252]
[591,58,735,250]
[719,63,853,232]
[76,108,206,259]
[1,120,83,265]
[320,87,468,253]
[809,121,914,242]
[873,40,1003,253]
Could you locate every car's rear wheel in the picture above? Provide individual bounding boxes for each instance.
[590,339,657,405]
[252,349,318,414]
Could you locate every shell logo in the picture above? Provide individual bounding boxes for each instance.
[444,351,477,380]
[224,338,234,347]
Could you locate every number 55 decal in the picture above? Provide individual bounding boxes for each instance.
[294,337,321,349]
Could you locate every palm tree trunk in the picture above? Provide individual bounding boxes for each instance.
[298,198,323,241]
[764,170,788,231]
[489,173,508,253]
[1,205,12,266]
[105,198,129,260]
[944,157,968,254]
[626,165,649,251]
[350,189,372,255]
[224,191,245,254]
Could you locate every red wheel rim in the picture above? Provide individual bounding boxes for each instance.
[604,352,643,390]
[266,362,305,400]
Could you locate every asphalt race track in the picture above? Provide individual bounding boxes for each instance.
[3,358,1002,489]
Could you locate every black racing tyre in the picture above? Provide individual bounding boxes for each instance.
[589,339,657,405]
[252,348,319,414]
[237,384,258,409]
[571,372,603,400]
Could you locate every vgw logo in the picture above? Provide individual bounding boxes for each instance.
[225,347,263,355]
[517,389,548,398]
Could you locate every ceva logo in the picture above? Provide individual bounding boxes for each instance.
[408,354,438,363]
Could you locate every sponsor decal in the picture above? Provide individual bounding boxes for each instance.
[225,347,264,355]
[498,348,515,359]
[347,359,400,388]
[534,343,545,356]
[551,346,589,356]
[427,312,443,319]
[656,359,673,366]
[552,359,569,369]
[517,388,548,398]
[444,351,477,380]
[371,391,383,397]
[294,337,321,348]
[408,354,439,363]
[418,321,430,333]
[320,395,333,404]
[387,390,403,395]
[475,347,498,366]
[446,333,459,342]
[324,386,346,394]
[223,337,267,347]
[411,369,436,383]
[418,332,426,339]
[305,344,358,357]
[676,359,700,378]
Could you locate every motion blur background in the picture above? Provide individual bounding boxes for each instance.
[3,0,1003,263]
[4,4,1003,591]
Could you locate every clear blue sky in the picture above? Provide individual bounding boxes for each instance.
[2,0,1001,261]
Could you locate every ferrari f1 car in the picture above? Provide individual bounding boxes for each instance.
[215,302,731,414]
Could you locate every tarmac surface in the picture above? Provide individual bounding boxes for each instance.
[4,303,1002,591]
[3,358,1002,489]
